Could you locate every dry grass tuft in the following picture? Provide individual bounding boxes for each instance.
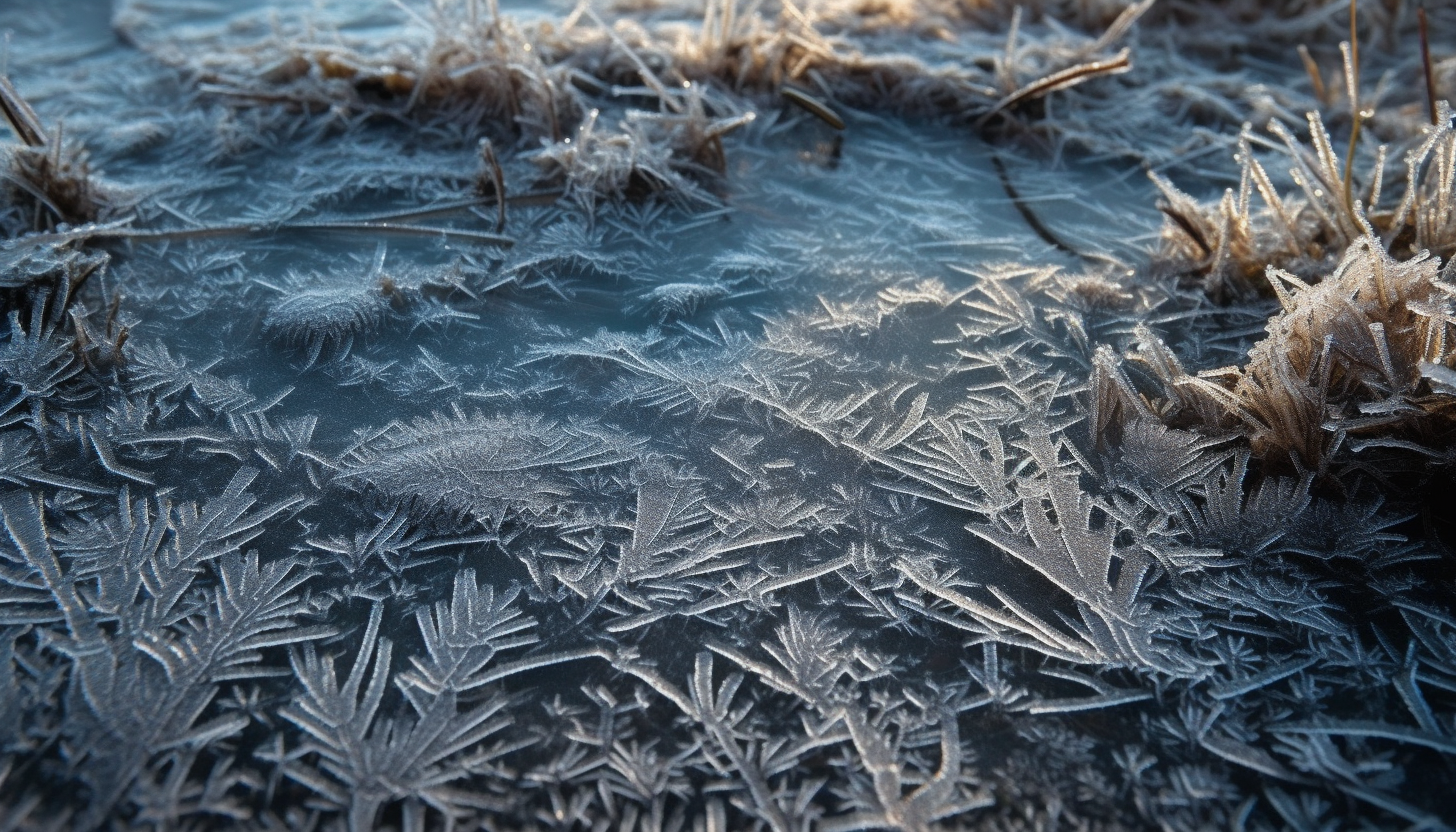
[1,77,110,237]
[1103,240,1456,475]
[1150,0,1456,302]
[1153,107,1456,302]
[532,90,755,211]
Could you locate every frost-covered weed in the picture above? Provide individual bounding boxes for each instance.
[1100,241,1456,474]
[0,78,113,237]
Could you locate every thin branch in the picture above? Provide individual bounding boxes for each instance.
[975,49,1131,129]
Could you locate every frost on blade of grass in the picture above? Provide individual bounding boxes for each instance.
[0,76,114,238]
[1150,110,1456,300]
[532,96,755,212]
[1101,239,1456,474]
[1152,40,1456,302]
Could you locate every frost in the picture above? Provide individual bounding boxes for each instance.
[3,0,1456,828]
[632,279,730,320]
[262,282,392,366]
[335,409,644,520]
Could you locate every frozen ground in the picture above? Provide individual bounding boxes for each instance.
[2,1,1456,830]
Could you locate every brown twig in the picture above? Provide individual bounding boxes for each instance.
[1297,45,1329,107]
[27,219,515,247]
[0,75,45,148]
[992,153,1087,261]
[1419,6,1439,126]
[332,190,563,224]
[975,49,1132,130]
[280,220,514,245]
[781,87,844,130]
[479,139,507,232]
[1158,204,1212,258]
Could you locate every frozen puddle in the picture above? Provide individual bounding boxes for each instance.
[3,1,1454,830]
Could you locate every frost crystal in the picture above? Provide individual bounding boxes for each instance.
[2,0,1456,829]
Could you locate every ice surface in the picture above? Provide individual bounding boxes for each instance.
[3,0,1456,830]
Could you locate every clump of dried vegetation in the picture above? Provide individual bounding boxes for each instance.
[1151,1,1456,300]
[129,0,1145,127]
[1100,240,1456,474]
[0,77,110,237]
[531,91,757,210]
[1151,106,1456,302]
[114,0,1156,207]
[1097,1,1456,483]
